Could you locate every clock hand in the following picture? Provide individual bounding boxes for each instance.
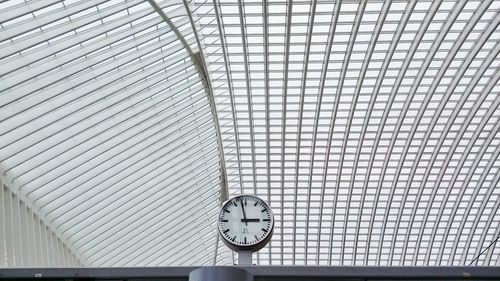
[240,200,248,226]
[241,218,260,222]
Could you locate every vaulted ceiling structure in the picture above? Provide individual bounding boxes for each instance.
[1,0,500,267]
[0,0,225,267]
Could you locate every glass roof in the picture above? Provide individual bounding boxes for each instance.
[192,0,500,266]
[0,0,224,266]
[1,0,500,267]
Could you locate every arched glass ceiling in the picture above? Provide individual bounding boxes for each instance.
[192,0,500,266]
[1,0,500,268]
[0,0,225,266]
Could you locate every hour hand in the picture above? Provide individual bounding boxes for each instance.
[241,218,260,222]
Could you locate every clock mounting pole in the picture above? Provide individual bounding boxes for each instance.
[238,250,252,265]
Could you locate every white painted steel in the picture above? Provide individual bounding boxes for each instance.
[193,0,500,266]
[1,0,500,267]
[0,0,225,267]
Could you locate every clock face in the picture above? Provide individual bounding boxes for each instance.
[218,195,274,251]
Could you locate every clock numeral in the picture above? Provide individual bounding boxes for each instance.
[261,209,267,213]
[254,235,259,241]
[244,237,247,244]
[221,219,228,222]
[232,235,237,242]
[261,228,268,233]
[254,201,258,206]
[263,219,270,222]
[223,209,230,213]
[223,229,230,233]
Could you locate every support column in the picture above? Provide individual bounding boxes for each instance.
[190,266,253,281]
[238,250,252,265]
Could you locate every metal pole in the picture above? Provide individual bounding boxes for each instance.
[189,266,253,281]
[238,251,252,265]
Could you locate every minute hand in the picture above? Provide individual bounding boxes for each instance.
[240,201,248,226]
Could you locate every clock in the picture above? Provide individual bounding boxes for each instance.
[218,194,274,252]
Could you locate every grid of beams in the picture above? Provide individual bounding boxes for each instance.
[0,0,224,266]
[1,0,500,267]
[192,0,500,265]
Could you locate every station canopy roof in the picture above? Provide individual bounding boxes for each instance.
[0,0,499,267]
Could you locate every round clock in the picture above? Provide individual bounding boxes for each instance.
[218,194,274,252]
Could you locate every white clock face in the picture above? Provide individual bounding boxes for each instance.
[218,195,274,250]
